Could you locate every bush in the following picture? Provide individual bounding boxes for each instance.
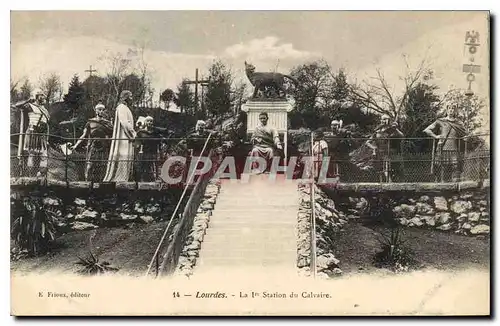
[11,197,58,256]
[373,226,417,272]
[75,251,119,275]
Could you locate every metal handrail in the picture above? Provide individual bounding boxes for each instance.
[144,132,213,278]
[156,152,218,277]
[310,132,317,278]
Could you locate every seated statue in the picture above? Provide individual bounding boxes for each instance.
[249,112,283,173]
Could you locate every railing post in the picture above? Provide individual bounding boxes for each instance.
[387,137,391,183]
[155,254,159,278]
[64,144,69,184]
[463,136,468,182]
[310,132,317,279]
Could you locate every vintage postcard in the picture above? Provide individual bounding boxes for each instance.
[10,10,490,316]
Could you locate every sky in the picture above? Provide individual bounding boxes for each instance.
[10,10,489,124]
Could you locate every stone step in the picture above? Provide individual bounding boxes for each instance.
[210,214,296,221]
[208,218,296,230]
[208,216,296,223]
[214,204,298,210]
[191,266,299,277]
[212,207,299,213]
[215,196,298,202]
[213,210,298,215]
[199,249,296,258]
[216,194,299,199]
[202,232,296,243]
[212,207,297,213]
[197,257,296,267]
[200,241,297,252]
[217,195,298,201]
[210,212,297,219]
[205,224,296,232]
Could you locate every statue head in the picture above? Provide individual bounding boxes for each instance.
[120,90,133,105]
[380,114,390,126]
[94,103,106,118]
[144,116,154,128]
[313,130,324,140]
[259,112,269,126]
[32,89,46,105]
[196,120,207,133]
[331,119,343,132]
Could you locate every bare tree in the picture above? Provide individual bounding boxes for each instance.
[19,78,33,101]
[10,78,21,103]
[349,55,433,123]
[98,44,153,109]
[39,72,63,106]
[99,51,132,108]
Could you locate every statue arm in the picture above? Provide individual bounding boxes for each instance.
[365,135,378,154]
[11,99,33,111]
[423,121,440,139]
[394,127,404,138]
[72,125,89,150]
[273,128,282,149]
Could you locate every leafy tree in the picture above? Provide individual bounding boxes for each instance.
[174,81,195,115]
[82,75,107,109]
[205,60,232,119]
[121,73,145,106]
[442,89,485,135]
[289,60,334,128]
[63,75,86,139]
[64,75,85,110]
[160,88,175,109]
[400,82,442,152]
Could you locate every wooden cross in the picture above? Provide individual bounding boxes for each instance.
[85,65,97,77]
[183,68,210,115]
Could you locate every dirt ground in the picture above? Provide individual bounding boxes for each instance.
[11,218,490,278]
[331,221,490,274]
[10,221,173,277]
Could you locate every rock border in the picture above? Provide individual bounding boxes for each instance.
[296,184,345,279]
[344,190,490,236]
[174,180,221,277]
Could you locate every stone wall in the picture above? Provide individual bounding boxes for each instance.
[329,188,490,235]
[10,185,184,233]
[175,180,221,277]
[297,183,346,278]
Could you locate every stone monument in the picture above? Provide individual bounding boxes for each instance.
[242,61,297,165]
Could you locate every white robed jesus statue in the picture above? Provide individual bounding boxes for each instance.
[103,90,137,182]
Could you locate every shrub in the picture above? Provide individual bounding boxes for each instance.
[11,197,58,256]
[75,251,119,275]
[373,226,417,272]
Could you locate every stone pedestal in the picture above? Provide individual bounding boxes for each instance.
[241,100,294,133]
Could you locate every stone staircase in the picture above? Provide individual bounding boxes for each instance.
[195,174,299,275]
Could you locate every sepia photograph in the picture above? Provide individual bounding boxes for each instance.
[9,9,490,316]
